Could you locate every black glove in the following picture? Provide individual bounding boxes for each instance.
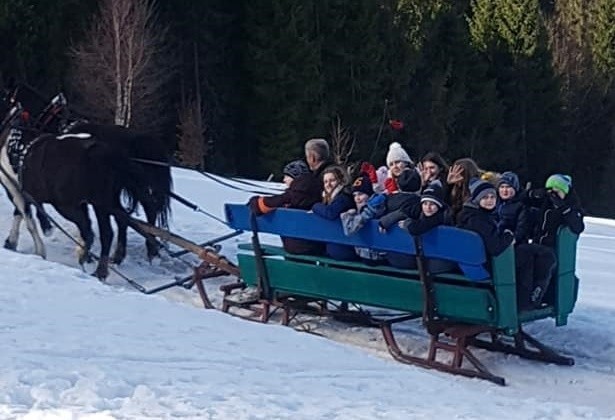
[549,191,567,209]
[528,188,547,200]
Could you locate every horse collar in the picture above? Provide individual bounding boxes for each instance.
[7,128,41,178]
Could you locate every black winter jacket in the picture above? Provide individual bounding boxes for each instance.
[250,162,329,215]
[457,203,514,256]
[525,188,584,247]
[496,192,529,243]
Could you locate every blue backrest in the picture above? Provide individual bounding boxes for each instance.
[225,204,490,280]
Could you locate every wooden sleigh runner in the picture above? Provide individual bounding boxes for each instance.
[220,203,580,385]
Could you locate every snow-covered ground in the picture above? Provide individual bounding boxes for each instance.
[1,167,614,419]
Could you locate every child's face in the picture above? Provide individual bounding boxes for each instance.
[498,184,516,200]
[283,175,294,188]
[479,192,497,210]
[353,192,369,207]
[421,200,439,217]
[323,172,340,194]
[389,160,408,177]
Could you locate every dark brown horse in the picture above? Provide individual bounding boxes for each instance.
[0,100,143,278]
[5,84,173,264]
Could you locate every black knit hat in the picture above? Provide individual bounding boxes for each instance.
[421,182,444,208]
[469,178,496,204]
[351,172,374,196]
[283,160,310,179]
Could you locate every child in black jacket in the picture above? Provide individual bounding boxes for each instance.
[386,182,454,273]
[497,172,557,310]
[526,174,585,247]
[457,179,514,256]
[461,177,574,310]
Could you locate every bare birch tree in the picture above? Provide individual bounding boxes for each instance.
[329,115,356,166]
[70,0,171,128]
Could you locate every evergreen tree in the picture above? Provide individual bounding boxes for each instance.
[0,0,97,91]
[590,0,615,81]
[316,0,395,162]
[398,1,505,168]
[467,0,562,180]
[158,0,243,173]
[243,1,323,176]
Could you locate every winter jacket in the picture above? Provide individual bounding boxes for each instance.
[405,205,452,236]
[250,162,330,215]
[378,193,421,231]
[525,188,584,247]
[384,167,422,194]
[496,192,529,244]
[312,187,354,220]
[457,203,514,257]
[248,161,331,255]
[341,194,386,236]
[341,194,387,261]
[312,187,356,260]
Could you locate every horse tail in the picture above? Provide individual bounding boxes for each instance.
[131,134,173,229]
[85,141,145,215]
[148,160,172,229]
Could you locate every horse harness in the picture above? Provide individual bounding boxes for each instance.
[6,127,94,186]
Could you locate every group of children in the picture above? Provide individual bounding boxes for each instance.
[271,141,585,311]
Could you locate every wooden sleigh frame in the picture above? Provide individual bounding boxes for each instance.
[218,204,579,385]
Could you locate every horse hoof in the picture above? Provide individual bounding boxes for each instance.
[112,249,126,265]
[92,266,109,279]
[79,254,94,265]
[3,239,16,251]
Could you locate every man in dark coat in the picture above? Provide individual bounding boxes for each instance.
[249,138,331,254]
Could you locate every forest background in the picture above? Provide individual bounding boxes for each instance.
[1,0,614,216]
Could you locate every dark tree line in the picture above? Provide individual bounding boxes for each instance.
[1,0,614,216]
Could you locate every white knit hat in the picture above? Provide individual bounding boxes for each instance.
[386,142,413,167]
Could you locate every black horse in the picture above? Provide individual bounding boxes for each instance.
[0,104,143,278]
[4,84,173,264]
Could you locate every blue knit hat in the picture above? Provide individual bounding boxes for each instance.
[497,171,520,192]
[545,174,572,195]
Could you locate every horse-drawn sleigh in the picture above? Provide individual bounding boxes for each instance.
[1,84,580,386]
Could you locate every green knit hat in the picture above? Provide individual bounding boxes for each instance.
[545,174,572,195]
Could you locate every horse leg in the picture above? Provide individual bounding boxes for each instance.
[4,207,23,250]
[35,205,54,237]
[92,206,114,279]
[112,211,127,265]
[54,203,94,265]
[142,202,161,260]
[1,178,46,258]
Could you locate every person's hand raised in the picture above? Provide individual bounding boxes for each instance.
[447,164,464,184]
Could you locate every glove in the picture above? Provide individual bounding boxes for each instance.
[361,162,378,184]
[549,191,568,210]
[528,188,547,200]
[367,193,385,209]
[384,177,398,194]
